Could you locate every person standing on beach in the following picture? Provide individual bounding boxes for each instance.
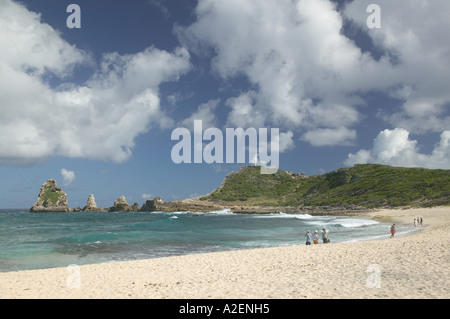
[313,230,319,244]
[420,217,423,226]
[390,224,396,238]
[414,218,417,227]
[305,230,312,245]
[322,228,329,243]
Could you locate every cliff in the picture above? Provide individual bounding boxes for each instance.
[30,179,70,212]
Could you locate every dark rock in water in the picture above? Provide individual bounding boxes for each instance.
[108,196,138,212]
[140,197,164,212]
[30,179,70,212]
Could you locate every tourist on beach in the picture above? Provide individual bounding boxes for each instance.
[313,230,319,244]
[420,217,423,226]
[322,228,329,243]
[390,224,396,238]
[305,230,312,245]
[414,218,417,227]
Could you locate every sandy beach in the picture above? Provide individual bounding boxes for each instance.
[0,207,448,299]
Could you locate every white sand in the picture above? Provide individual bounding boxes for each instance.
[0,207,448,299]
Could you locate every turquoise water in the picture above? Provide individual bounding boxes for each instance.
[0,209,416,272]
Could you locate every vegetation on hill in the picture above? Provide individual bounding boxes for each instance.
[200,164,450,208]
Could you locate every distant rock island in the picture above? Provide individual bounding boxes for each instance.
[109,196,140,212]
[30,164,450,213]
[30,179,70,212]
[82,194,103,212]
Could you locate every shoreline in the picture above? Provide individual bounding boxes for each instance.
[0,206,448,298]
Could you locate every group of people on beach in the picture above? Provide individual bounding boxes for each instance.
[305,217,425,244]
[305,229,329,245]
[390,217,424,238]
[414,217,423,227]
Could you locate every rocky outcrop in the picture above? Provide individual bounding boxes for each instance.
[140,197,164,212]
[30,179,70,212]
[83,194,97,211]
[140,197,226,212]
[108,196,139,212]
[82,194,106,212]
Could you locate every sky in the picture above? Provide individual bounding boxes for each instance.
[0,0,449,208]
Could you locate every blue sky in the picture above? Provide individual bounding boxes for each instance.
[0,0,449,208]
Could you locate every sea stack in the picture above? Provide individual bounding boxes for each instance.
[30,179,70,212]
[83,194,99,212]
[109,196,138,212]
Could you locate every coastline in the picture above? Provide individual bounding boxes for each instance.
[0,206,448,299]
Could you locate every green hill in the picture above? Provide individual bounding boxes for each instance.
[200,164,450,208]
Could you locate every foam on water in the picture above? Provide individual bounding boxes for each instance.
[207,208,234,215]
[303,217,380,228]
[329,218,380,228]
[256,212,314,219]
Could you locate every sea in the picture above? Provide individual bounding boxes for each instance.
[0,208,418,272]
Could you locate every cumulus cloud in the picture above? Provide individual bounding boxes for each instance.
[278,131,295,153]
[0,0,191,166]
[344,0,450,134]
[177,0,450,150]
[177,0,392,146]
[345,128,450,169]
[301,127,356,147]
[61,168,76,186]
[180,99,220,130]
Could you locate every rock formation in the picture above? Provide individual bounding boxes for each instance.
[140,197,164,212]
[108,196,139,212]
[140,197,226,212]
[84,194,97,210]
[82,194,106,212]
[30,179,70,212]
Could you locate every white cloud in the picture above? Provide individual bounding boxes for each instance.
[279,131,295,153]
[178,0,450,149]
[301,127,356,147]
[61,168,76,186]
[345,128,450,169]
[0,0,88,78]
[344,0,450,134]
[141,193,154,200]
[180,99,220,130]
[177,0,391,144]
[0,0,191,166]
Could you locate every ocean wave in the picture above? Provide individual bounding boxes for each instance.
[303,218,380,228]
[255,213,314,219]
[206,208,234,215]
[293,214,314,219]
[156,211,191,215]
[334,218,379,228]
